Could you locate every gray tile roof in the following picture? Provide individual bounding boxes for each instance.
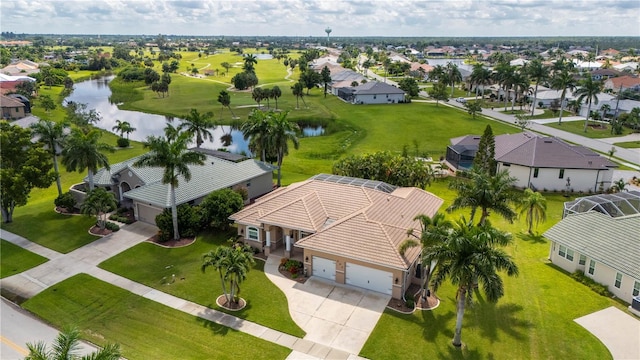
[352,81,406,95]
[91,153,274,208]
[544,212,640,280]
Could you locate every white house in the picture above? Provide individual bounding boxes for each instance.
[544,209,640,304]
[337,81,406,105]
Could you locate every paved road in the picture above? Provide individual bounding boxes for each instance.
[1,298,98,359]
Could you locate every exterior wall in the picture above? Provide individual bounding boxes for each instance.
[1,105,25,119]
[69,183,88,208]
[242,172,273,200]
[498,163,613,192]
[353,93,404,105]
[114,169,145,201]
[301,248,406,299]
[549,241,580,274]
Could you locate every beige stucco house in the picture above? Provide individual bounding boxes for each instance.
[230,174,444,299]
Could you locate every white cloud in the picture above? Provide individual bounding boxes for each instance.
[1,0,638,37]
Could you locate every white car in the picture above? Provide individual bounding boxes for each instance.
[455,97,467,103]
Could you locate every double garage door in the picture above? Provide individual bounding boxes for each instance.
[312,256,392,295]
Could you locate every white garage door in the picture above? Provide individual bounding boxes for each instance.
[136,203,162,225]
[346,263,393,295]
[312,256,336,281]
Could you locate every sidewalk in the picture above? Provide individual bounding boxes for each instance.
[0,225,367,359]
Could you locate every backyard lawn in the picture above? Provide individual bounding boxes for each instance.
[99,231,305,337]
[0,239,48,278]
[22,274,291,360]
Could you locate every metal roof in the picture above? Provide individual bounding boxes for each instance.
[311,173,397,193]
[563,191,640,218]
[544,212,640,280]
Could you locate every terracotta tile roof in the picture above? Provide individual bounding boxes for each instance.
[607,76,640,88]
[231,175,443,270]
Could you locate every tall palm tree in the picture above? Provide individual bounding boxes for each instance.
[526,59,549,116]
[217,90,237,119]
[30,119,68,196]
[111,119,136,139]
[61,128,113,191]
[517,188,547,234]
[134,129,205,240]
[448,169,518,226]
[510,70,530,111]
[575,77,602,132]
[240,110,272,162]
[551,69,578,125]
[398,212,452,306]
[269,111,300,187]
[81,187,117,230]
[271,85,282,110]
[26,325,121,360]
[600,103,611,120]
[243,54,258,73]
[291,82,306,109]
[446,63,462,97]
[427,219,518,347]
[470,64,491,100]
[493,62,515,110]
[178,108,216,148]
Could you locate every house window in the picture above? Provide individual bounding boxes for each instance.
[559,169,565,179]
[247,226,259,241]
[503,163,511,167]
[579,254,586,265]
[633,281,640,296]
[588,260,596,275]
[614,273,622,288]
[566,249,574,261]
[373,95,377,99]
[558,245,566,257]
[533,168,539,178]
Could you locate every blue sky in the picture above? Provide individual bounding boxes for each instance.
[1,0,639,37]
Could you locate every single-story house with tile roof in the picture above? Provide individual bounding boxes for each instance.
[544,211,640,304]
[337,81,406,104]
[1,94,26,119]
[613,62,639,72]
[229,174,444,299]
[445,132,617,192]
[604,75,640,93]
[80,149,275,225]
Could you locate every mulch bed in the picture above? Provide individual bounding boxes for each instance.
[278,268,308,284]
[387,283,440,313]
[146,234,196,248]
[89,225,113,237]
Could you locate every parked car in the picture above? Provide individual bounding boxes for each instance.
[456,97,467,103]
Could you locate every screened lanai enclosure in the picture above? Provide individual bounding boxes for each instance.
[563,191,640,218]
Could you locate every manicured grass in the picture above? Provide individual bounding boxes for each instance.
[545,120,634,139]
[22,274,290,360]
[0,239,48,278]
[99,230,305,337]
[613,140,640,148]
[530,109,572,119]
[360,179,619,360]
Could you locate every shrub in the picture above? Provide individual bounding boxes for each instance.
[405,299,415,309]
[117,137,130,148]
[200,189,244,230]
[155,204,201,241]
[279,257,289,268]
[104,221,120,232]
[54,192,76,212]
[571,271,612,297]
[284,259,303,275]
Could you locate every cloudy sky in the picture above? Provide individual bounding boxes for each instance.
[1,0,639,37]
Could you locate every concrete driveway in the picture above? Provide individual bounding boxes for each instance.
[264,257,389,355]
[574,307,640,360]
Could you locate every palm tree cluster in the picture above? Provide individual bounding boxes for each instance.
[240,110,300,187]
[26,325,121,360]
[202,243,256,306]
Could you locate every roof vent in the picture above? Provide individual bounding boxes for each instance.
[544,140,553,143]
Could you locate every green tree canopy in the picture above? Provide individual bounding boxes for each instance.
[473,124,496,175]
[333,151,434,188]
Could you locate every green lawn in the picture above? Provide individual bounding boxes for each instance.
[360,180,619,360]
[613,140,640,148]
[99,230,305,337]
[0,239,48,278]
[22,274,290,360]
[545,120,634,139]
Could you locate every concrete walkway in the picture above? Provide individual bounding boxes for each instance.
[0,225,368,359]
[574,307,640,360]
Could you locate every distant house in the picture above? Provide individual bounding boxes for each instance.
[613,62,639,72]
[0,94,26,119]
[337,81,406,105]
[590,68,623,81]
[445,132,617,192]
[0,60,40,76]
[544,204,640,304]
[76,149,275,225]
[230,174,444,299]
[604,76,640,93]
[0,73,36,95]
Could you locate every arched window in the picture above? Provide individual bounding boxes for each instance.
[247,226,259,241]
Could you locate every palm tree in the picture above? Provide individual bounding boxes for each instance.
[518,188,547,234]
[551,69,578,125]
[30,119,68,196]
[446,63,462,97]
[510,70,530,111]
[448,169,518,225]
[202,243,255,305]
[291,82,306,109]
[269,111,300,187]
[470,64,491,101]
[600,103,611,120]
[81,187,117,230]
[271,85,282,110]
[61,128,113,191]
[241,110,272,162]
[111,119,136,139]
[243,54,258,73]
[398,212,452,306]
[575,77,602,132]
[526,59,549,116]
[217,90,237,119]
[178,108,216,148]
[493,62,515,110]
[427,219,518,347]
[252,87,265,108]
[134,129,205,240]
[26,325,121,360]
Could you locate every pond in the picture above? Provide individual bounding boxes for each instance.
[65,76,325,154]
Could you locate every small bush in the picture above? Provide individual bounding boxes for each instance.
[284,259,303,275]
[54,192,76,212]
[279,257,289,268]
[406,299,415,309]
[571,271,612,297]
[116,207,130,215]
[155,204,201,242]
[200,189,244,230]
[104,221,120,232]
[117,137,130,148]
